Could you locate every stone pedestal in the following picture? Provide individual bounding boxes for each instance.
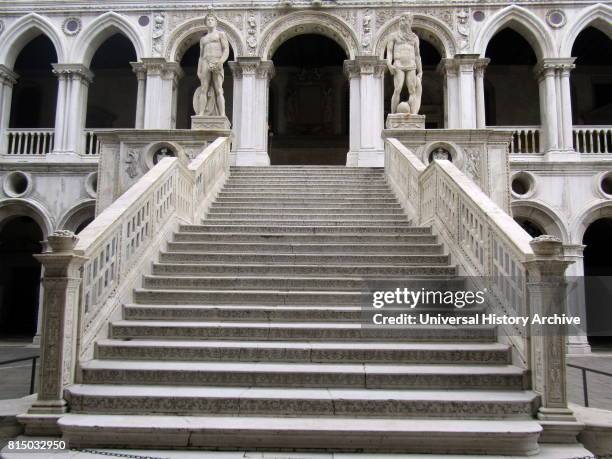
[385,113,425,130]
[191,115,231,130]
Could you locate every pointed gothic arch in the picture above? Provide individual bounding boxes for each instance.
[0,13,66,68]
[561,4,612,57]
[72,12,145,66]
[473,5,554,60]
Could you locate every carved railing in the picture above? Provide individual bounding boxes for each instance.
[24,137,230,430]
[492,126,541,154]
[384,138,425,221]
[6,129,54,155]
[419,158,533,363]
[384,139,577,430]
[83,130,101,155]
[573,125,612,154]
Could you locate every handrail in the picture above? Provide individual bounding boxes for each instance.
[567,363,612,407]
[0,354,39,395]
[73,136,229,358]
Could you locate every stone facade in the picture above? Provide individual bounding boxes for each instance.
[0,1,610,352]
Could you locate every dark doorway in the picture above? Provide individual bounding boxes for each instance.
[485,28,540,126]
[86,34,137,128]
[269,34,349,165]
[583,217,612,347]
[9,35,58,129]
[0,217,43,339]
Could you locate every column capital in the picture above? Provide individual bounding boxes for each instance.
[343,56,386,79]
[139,57,183,81]
[474,58,490,77]
[0,64,18,85]
[534,58,575,80]
[231,57,275,80]
[51,63,94,84]
[130,61,147,80]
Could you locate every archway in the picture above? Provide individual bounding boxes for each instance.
[383,38,444,128]
[269,34,349,165]
[0,216,43,339]
[175,42,234,129]
[85,33,137,128]
[570,27,612,154]
[9,35,57,134]
[484,28,540,127]
[514,217,544,238]
[583,218,612,348]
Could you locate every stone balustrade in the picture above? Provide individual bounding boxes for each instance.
[384,137,581,442]
[21,136,230,434]
[573,125,612,154]
[6,129,54,155]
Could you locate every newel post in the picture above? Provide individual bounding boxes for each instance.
[23,230,86,433]
[524,235,582,442]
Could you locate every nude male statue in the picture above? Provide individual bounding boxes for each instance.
[194,12,230,116]
[386,13,423,115]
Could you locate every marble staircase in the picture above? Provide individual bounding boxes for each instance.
[58,166,543,455]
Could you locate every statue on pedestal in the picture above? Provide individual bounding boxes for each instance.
[192,10,231,129]
[385,13,425,129]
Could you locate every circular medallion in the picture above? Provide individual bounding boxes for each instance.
[62,17,81,36]
[138,15,150,27]
[473,11,485,22]
[546,10,566,28]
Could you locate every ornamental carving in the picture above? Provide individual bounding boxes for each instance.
[167,10,244,32]
[362,9,372,50]
[246,12,258,53]
[456,10,470,51]
[152,12,166,56]
[125,149,139,179]
[463,147,481,185]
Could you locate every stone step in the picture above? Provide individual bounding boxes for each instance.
[165,241,442,255]
[206,214,408,222]
[214,197,400,204]
[221,186,393,192]
[207,207,405,215]
[224,180,389,186]
[172,232,436,244]
[152,262,456,277]
[141,275,460,292]
[122,304,478,323]
[95,339,511,364]
[217,192,397,199]
[66,385,538,418]
[110,321,497,342]
[79,360,526,389]
[158,252,450,266]
[180,224,429,234]
[198,219,413,227]
[210,202,403,209]
[57,414,542,455]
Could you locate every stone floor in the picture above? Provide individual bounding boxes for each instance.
[0,344,39,401]
[0,441,597,459]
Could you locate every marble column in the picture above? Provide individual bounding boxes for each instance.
[455,54,479,129]
[142,58,183,129]
[437,59,459,128]
[474,58,490,128]
[50,64,94,160]
[229,57,274,166]
[557,59,576,152]
[0,65,18,153]
[344,56,385,167]
[535,61,560,156]
[131,62,147,129]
